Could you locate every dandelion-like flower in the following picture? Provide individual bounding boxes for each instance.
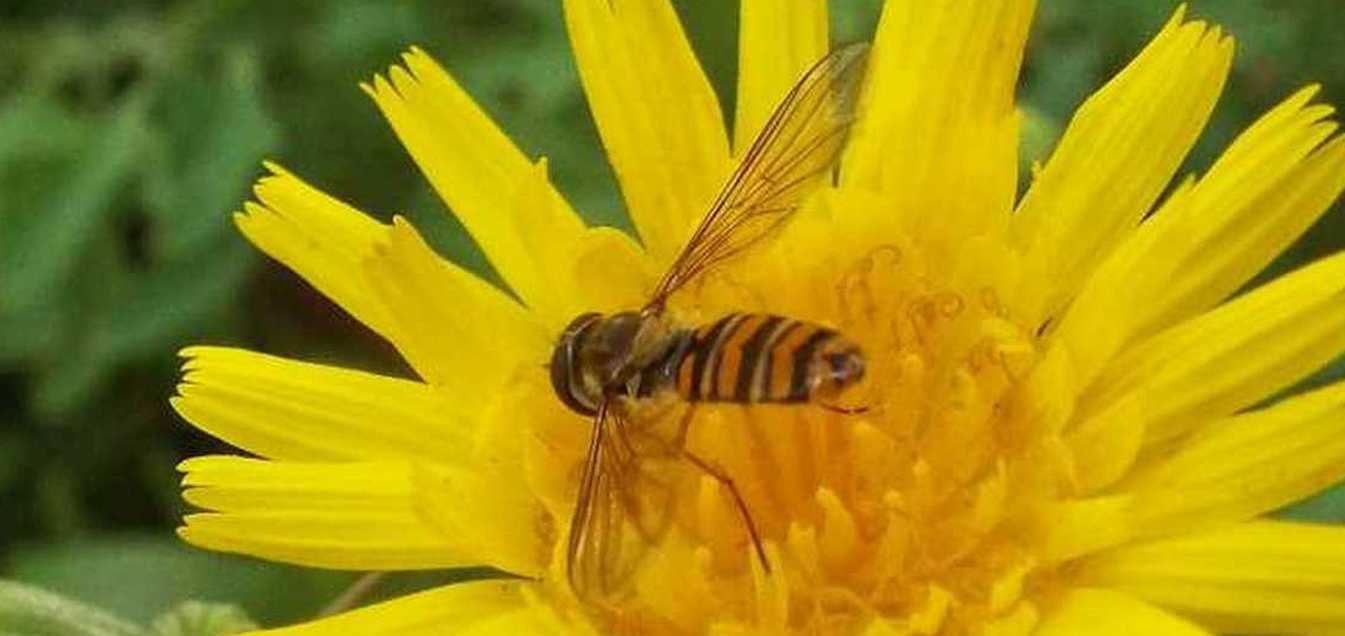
[173,1,1345,634]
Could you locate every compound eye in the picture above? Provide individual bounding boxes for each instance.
[826,351,864,383]
[549,313,602,416]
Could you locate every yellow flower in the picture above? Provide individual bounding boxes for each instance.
[171,1,1345,634]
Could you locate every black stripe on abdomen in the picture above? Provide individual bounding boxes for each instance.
[688,313,741,402]
[733,316,786,401]
[789,328,838,401]
[755,319,801,402]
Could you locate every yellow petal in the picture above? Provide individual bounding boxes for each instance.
[1035,588,1211,636]
[1125,380,1345,536]
[363,52,588,319]
[461,588,592,636]
[456,608,574,636]
[857,617,906,636]
[1052,86,1345,391]
[563,0,731,263]
[844,0,1034,249]
[1037,495,1134,563]
[178,457,465,570]
[1011,8,1234,324]
[362,217,549,393]
[1063,393,1144,494]
[246,580,526,635]
[233,169,552,393]
[413,462,549,578]
[172,347,471,462]
[234,164,394,340]
[981,602,1038,636]
[509,158,594,329]
[567,226,660,315]
[734,0,827,153]
[514,159,660,322]
[1080,521,1345,635]
[182,455,420,513]
[1076,251,1345,447]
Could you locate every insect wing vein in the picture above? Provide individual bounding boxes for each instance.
[566,403,674,599]
[645,43,869,310]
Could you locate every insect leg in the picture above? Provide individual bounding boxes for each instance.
[680,449,771,574]
[671,403,697,450]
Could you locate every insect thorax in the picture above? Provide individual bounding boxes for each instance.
[549,311,692,416]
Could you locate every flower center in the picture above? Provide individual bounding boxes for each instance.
[534,242,1067,634]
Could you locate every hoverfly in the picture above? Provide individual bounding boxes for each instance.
[550,43,870,598]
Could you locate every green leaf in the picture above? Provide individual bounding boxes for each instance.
[148,602,256,636]
[142,47,277,259]
[0,93,146,314]
[8,535,349,626]
[0,580,143,636]
[1018,104,1063,178]
[33,235,255,418]
[0,302,67,363]
[1278,482,1345,524]
[0,95,93,363]
[0,94,94,165]
[311,2,420,62]
[0,429,27,490]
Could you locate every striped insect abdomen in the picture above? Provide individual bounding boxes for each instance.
[674,313,865,404]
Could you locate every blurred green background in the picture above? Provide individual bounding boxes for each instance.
[3,0,1345,632]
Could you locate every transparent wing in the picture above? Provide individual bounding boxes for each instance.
[566,402,676,600]
[645,43,869,311]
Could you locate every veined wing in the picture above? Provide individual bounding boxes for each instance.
[645,43,869,311]
[566,401,676,599]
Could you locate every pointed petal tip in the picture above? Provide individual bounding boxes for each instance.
[176,456,211,473]
[362,73,397,102]
[238,200,266,217]
[386,64,418,95]
[178,513,210,530]
[248,174,273,201]
[357,80,377,99]
[1166,4,1188,29]
[174,519,224,552]
[181,487,209,510]
[260,159,287,176]
[1298,83,1325,102]
[180,345,241,361]
[399,46,449,85]
[1318,131,1345,157]
[168,393,191,416]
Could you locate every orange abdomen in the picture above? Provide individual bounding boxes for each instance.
[674,313,864,404]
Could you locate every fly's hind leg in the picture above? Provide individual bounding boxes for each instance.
[680,449,771,575]
[671,403,696,449]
